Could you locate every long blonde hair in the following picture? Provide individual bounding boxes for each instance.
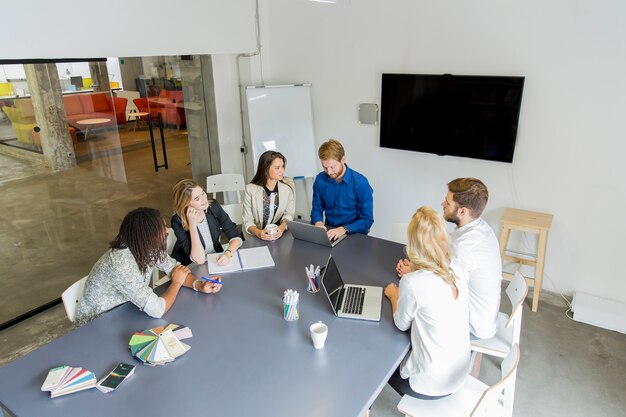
[406,206,457,289]
[172,179,212,231]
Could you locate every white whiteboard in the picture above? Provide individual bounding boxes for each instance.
[245,85,317,179]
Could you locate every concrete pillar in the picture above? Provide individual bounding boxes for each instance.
[186,55,221,185]
[88,61,110,92]
[23,63,76,171]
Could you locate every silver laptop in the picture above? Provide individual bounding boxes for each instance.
[286,220,347,248]
[320,256,382,322]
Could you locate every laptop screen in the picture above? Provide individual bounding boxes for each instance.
[322,257,345,312]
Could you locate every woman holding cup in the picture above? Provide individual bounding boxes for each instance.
[243,150,295,241]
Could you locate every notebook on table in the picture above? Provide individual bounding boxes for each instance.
[286,220,347,248]
[320,256,382,322]
[205,246,275,274]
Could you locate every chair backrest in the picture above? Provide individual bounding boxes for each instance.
[61,276,88,323]
[504,270,529,335]
[166,227,177,255]
[470,343,521,417]
[133,97,149,113]
[222,203,244,225]
[152,228,177,288]
[390,222,409,244]
[206,173,245,205]
[116,90,140,115]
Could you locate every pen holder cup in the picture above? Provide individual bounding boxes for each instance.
[306,278,320,294]
[284,302,299,321]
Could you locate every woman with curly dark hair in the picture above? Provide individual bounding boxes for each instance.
[75,207,221,326]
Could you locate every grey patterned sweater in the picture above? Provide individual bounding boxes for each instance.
[75,248,178,326]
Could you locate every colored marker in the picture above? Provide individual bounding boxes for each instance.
[201,276,223,285]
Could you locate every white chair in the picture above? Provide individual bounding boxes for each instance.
[398,344,521,417]
[390,222,409,244]
[471,270,528,358]
[152,227,177,288]
[206,173,245,225]
[61,276,88,323]
[114,90,141,120]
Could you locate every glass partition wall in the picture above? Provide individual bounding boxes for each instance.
[0,55,213,327]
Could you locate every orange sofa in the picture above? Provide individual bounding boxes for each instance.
[3,93,128,144]
[63,93,127,130]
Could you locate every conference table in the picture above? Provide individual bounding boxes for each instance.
[0,233,410,417]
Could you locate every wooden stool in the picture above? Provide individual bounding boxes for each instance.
[499,208,553,312]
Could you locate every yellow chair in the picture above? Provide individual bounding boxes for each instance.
[2,106,36,144]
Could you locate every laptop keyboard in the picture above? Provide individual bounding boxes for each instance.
[343,286,365,315]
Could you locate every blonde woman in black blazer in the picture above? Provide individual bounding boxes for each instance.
[171,179,243,266]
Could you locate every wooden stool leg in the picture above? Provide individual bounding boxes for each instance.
[531,230,549,312]
[499,225,512,260]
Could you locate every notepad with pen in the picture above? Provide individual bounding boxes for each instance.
[206,246,275,274]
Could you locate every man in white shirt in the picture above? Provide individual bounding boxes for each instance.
[442,178,502,339]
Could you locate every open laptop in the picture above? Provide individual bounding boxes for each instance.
[286,220,347,248]
[320,256,383,322]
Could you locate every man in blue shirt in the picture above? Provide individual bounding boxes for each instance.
[311,139,374,240]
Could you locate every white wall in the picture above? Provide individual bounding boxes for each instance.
[1,0,256,59]
[255,0,626,302]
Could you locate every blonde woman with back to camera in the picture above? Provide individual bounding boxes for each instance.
[384,206,470,400]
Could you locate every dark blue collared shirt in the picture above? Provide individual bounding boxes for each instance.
[311,164,374,234]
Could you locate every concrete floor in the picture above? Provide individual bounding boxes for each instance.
[1,285,625,416]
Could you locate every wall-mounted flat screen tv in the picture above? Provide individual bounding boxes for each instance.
[380,73,525,163]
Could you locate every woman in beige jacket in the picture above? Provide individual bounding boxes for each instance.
[243,150,295,240]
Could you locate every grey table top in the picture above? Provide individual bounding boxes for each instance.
[0,233,410,417]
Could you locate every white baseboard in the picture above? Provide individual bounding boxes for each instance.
[571,291,626,334]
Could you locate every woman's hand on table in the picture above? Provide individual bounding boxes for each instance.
[384,283,399,300]
[258,228,282,241]
[216,250,233,265]
[396,259,414,278]
[170,265,190,285]
[196,276,223,293]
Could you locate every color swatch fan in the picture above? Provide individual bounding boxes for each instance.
[128,324,192,366]
[41,365,97,398]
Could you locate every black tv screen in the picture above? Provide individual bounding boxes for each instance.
[380,73,525,163]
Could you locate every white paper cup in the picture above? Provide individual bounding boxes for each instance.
[310,321,328,349]
[265,224,278,237]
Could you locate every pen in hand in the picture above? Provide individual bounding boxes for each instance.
[201,276,223,285]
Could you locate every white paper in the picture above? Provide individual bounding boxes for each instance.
[238,247,275,270]
[206,252,242,274]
